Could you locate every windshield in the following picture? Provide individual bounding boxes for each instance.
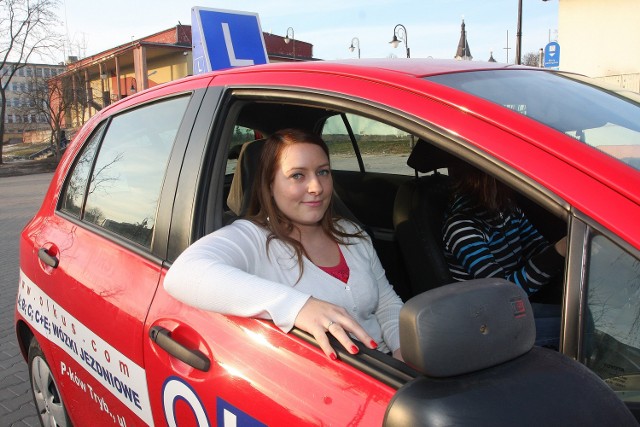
[425,70,640,171]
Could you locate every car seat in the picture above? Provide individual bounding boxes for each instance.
[392,139,459,296]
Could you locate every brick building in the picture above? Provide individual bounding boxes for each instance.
[52,24,314,132]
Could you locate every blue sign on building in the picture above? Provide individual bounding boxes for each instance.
[543,41,560,69]
[191,7,269,74]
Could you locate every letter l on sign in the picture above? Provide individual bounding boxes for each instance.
[222,23,254,66]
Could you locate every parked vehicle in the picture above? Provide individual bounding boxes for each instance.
[16,59,640,426]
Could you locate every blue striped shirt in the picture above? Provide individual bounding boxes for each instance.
[442,194,563,295]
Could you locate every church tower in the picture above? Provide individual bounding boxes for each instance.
[455,19,473,60]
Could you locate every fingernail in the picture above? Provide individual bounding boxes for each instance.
[351,345,359,354]
[330,353,337,361]
[370,340,378,349]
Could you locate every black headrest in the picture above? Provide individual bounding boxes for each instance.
[399,278,535,377]
[407,139,460,173]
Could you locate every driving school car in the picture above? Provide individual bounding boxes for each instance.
[16,59,640,426]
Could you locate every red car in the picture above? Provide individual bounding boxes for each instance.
[15,59,640,426]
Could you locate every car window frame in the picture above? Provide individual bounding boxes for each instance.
[563,210,640,357]
[55,90,206,262]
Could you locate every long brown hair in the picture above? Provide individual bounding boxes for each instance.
[246,128,362,274]
[452,165,515,213]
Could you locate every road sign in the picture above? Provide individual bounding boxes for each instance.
[543,41,560,69]
[191,7,269,74]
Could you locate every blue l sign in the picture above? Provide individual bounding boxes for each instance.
[191,7,269,74]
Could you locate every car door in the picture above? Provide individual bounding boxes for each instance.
[140,85,408,426]
[560,215,640,419]
[18,94,193,426]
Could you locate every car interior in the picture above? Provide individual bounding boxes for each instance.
[211,98,568,305]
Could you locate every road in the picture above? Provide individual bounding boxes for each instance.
[0,172,53,427]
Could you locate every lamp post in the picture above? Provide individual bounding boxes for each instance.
[516,0,552,65]
[389,24,410,58]
[515,0,523,64]
[284,27,295,60]
[349,37,361,59]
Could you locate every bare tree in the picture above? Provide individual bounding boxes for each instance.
[523,51,543,68]
[0,0,62,164]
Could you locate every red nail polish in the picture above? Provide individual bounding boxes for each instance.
[330,353,337,361]
[351,345,359,354]
[370,340,378,349]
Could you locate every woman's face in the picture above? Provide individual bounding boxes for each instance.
[271,143,332,230]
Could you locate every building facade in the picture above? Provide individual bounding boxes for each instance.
[52,25,314,133]
[558,0,640,91]
[2,62,66,144]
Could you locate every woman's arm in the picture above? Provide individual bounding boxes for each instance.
[165,220,377,360]
[164,221,310,331]
[443,214,562,295]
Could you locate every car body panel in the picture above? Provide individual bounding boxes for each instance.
[143,272,395,426]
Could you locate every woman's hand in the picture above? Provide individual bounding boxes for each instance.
[294,297,378,360]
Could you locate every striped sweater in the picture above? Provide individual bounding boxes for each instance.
[442,194,564,295]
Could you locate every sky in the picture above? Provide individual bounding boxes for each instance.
[57,0,558,64]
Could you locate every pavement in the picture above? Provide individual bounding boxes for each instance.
[0,168,55,426]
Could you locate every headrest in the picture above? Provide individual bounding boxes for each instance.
[227,139,266,216]
[407,139,460,173]
[399,278,535,377]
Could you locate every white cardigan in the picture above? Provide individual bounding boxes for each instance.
[164,219,402,353]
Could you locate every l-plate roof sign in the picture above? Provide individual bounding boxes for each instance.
[191,7,269,74]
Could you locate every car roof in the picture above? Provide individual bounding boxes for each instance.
[214,58,533,79]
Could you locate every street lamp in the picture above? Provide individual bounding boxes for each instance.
[284,27,296,59]
[516,0,552,65]
[515,0,523,64]
[389,24,410,58]
[349,37,361,58]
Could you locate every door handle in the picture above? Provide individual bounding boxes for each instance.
[38,248,59,268]
[149,326,210,372]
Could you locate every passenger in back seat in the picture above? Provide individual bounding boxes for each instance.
[442,166,566,348]
[165,129,404,361]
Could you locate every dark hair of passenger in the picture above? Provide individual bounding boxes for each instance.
[452,165,516,213]
[246,128,362,274]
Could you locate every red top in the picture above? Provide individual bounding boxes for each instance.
[317,246,350,283]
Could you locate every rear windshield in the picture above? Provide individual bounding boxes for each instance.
[425,70,640,171]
